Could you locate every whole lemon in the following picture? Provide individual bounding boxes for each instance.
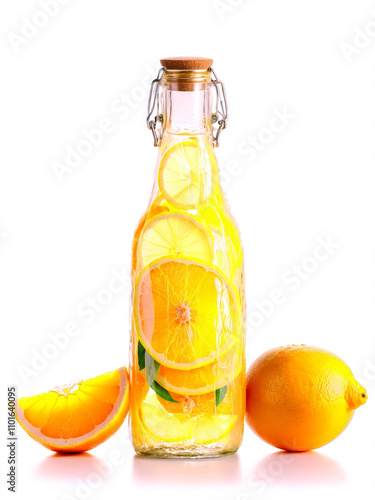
[245,345,367,451]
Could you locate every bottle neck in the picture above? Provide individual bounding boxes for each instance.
[162,88,212,135]
[156,70,225,207]
[161,69,213,138]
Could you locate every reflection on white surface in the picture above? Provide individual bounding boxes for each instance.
[132,453,242,486]
[251,451,346,487]
[34,452,108,480]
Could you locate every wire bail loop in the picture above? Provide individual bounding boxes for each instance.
[146,66,228,147]
[146,67,166,147]
[208,67,228,147]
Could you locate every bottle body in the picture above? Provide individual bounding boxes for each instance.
[129,68,245,458]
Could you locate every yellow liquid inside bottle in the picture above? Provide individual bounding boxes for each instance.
[130,70,245,458]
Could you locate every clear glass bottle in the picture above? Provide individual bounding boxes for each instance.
[129,57,245,458]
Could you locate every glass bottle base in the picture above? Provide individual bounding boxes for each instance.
[134,444,240,459]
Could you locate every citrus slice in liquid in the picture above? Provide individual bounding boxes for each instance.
[134,258,239,370]
[138,212,213,269]
[155,344,242,395]
[156,372,245,415]
[139,394,237,444]
[131,368,149,409]
[158,141,218,209]
[15,367,130,453]
[132,198,169,273]
[198,205,243,280]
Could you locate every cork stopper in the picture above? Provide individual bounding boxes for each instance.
[160,57,213,70]
[160,57,213,91]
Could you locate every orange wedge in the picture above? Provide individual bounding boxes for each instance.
[15,367,129,453]
[134,258,239,370]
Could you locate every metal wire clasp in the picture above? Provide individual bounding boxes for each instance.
[208,67,228,147]
[146,67,166,147]
[146,66,228,147]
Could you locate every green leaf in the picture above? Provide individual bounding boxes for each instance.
[137,343,176,403]
[215,385,228,407]
[145,350,160,387]
[138,341,146,371]
[151,381,179,403]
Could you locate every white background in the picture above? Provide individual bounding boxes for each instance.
[1,0,375,499]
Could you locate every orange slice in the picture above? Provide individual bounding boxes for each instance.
[138,212,213,269]
[15,367,130,453]
[131,368,149,409]
[134,258,239,370]
[157,372,245,415]
[158,141,218,209]
[155,344,243,395]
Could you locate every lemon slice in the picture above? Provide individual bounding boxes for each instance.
[139,395,237,444]
[134,258,240,370]
[158,141,218,209]
[139,395,193,443]
[193,414,237,445]
[138,212,213,269]
[132,199,169,273]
